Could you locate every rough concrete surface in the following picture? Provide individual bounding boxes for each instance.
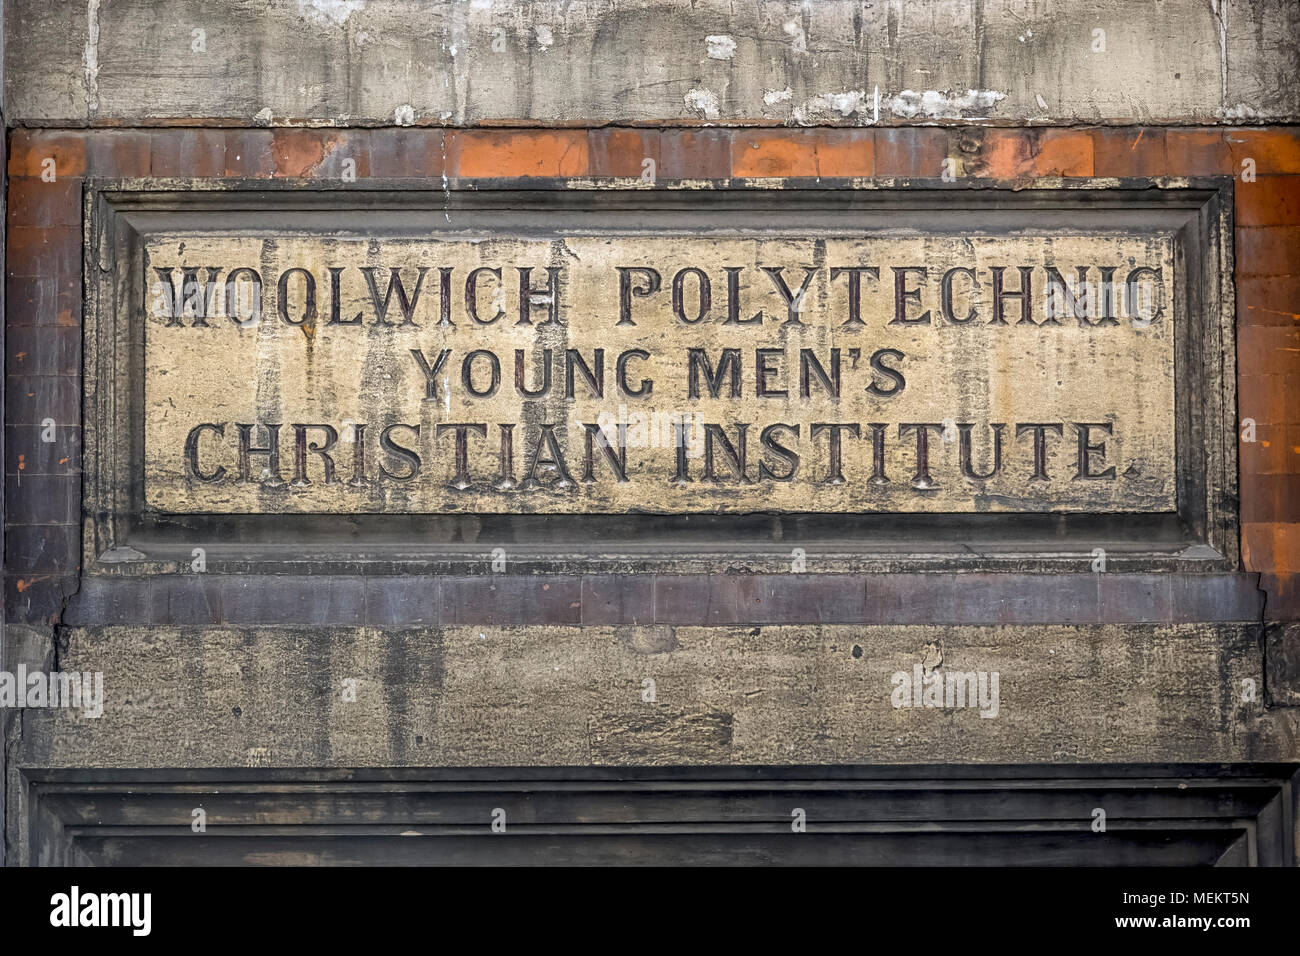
[11,623,1296,768]
[5,1,1298,127]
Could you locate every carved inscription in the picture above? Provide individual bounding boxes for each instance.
[143,234,1176,514]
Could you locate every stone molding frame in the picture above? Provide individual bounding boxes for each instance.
[81,176,1238,576]
[14,764,1298,867]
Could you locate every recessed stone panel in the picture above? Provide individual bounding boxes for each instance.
[142,232,1175,514]
[80,182,1234,570]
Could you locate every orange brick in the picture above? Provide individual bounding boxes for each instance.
[148,129,226,178]
[1238,372,1296,427]
[874,128,950,178]
[1092,128,1166,177]
[1226,129,1300,175]
[1275,523,1300,574]
[224,130,274,178]
[1164,128,1231,176]
[1030,130,1093,176]
[1242,522,1275,571]
[1237,276,1300,326]
[84,131,153,177]
[1237,226,1300,277]
[316,131,372,180]
[1238,326,1300,376]
[365,129,441,178]
[453,130,589,178]
[966,129,1091,178]
[1236,176,1300,226]
[1239,422,1293,475]
[6,177,81,227]
[271,129,342,178]
[7,131,86,178]
[1242,474,1300,523]
[588,128,661,178]
[5,226,81,277]
[659,130,732,179]
[812,130,875,177]
[972,129,1030,178]
[732,132,819,177]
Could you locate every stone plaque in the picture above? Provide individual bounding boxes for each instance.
[142,232,1175,515]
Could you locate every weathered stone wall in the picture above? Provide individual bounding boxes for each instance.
[13,622,1295,768]
[5,0,1300,127]
[3,1,1299,864]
